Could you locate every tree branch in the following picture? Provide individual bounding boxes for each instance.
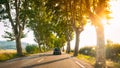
[5,0,15,33]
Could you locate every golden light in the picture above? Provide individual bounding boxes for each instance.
[101,0,120,25]
[109,0,120,22]
[71,0,120,48]
[104,0,120,43]
[101,18,107,25]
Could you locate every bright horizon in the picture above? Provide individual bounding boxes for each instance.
[0,0,120,48]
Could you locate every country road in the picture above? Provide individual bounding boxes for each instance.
[0,52,93,68]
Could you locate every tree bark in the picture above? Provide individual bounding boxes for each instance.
[88,11,106,68]
[66,40,71,53]
[62,46,65,52]
[95,24,106,68]
[15,0,23,56]
[15,36,23,56]
[38,44,42,52]
[44,44,46,52]
[6,0,23,56]
[74,31,80,56]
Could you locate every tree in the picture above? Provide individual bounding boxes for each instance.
[85,0,110,68]
[0,0,28,56]
[67,0,87,56]
[27,0,56,51]
[53,12,74,53]
[46,0,74,52]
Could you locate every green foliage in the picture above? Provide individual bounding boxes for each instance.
[25,45,39,54]
[53,36,66,48]
[2,31,26,41]
[77,54,95,65]
[0,0,7,4]
[79,46,96,57]
[27,0,56,50]
[70,50,74,52]
[106,44,120,62]
[79,44,120,63]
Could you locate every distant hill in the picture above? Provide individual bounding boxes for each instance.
[0,41,28,49]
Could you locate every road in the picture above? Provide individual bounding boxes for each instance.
[0,52,93,68]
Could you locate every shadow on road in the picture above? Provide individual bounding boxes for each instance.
[22,56,73,68]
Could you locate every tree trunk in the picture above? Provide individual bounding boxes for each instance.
[95,24,106,68]
[88,12,106,68]
[43,44,46,52]
[62,46,65,52]
[38,44,41,53]
[15,36,23,56]
[74,31,80,56]
[66,40,71,53]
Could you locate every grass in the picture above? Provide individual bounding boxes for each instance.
[0,49,18,62]
[70,52,120,68]
[106,60,120,68]
[0,49,16,54]
[77,54,95,65]
[0,49,42,62]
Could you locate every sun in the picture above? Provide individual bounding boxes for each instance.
[80,0,120,46]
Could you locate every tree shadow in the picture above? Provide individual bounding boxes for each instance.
[22,56,74,68]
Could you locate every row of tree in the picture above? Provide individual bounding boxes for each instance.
[0,0,110,68]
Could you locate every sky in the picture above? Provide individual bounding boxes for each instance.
[67,0,120,48]
[0,22,35,44]
[0,0,120,48]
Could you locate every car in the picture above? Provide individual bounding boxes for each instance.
[53,47,61,55]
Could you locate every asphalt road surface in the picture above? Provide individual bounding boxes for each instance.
[0,52,93,68]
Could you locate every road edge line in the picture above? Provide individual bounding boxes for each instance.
[38,58,44,62]
[75,61,85,68]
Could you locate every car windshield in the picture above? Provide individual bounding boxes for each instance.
[54,47,60,51]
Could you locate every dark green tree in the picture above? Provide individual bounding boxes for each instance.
[46,0,75,54]
[27,0,55,51]
[0,0,28,56]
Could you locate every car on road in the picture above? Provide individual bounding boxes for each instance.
[53,47,61,55]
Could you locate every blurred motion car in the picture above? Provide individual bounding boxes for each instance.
[53,47,61,55]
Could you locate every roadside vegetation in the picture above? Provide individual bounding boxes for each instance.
[76,54,120,68]
[0,49,17,61]
[25,45,39,54]
[0,44,50,62]
[76,43,120,68]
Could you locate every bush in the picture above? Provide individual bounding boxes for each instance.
[79,44,120,63]
[25,45,39,54]
[79,46,96,57]
[106,44,120,62]
[71,50,74,52]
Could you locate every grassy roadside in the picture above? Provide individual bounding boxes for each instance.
[0,53,18,62]
[0,49,28,62]
[0,49,48,62]
[70,53,120,68]
[0,50,17,61]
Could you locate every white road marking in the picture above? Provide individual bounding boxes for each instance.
[38,58,44,62]
[75,61,85,68]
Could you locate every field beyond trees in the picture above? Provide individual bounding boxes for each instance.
[0,49,17,61]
